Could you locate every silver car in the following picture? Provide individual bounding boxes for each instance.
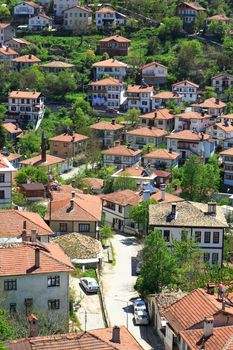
[80,277,99,293]
[134,310,149,325]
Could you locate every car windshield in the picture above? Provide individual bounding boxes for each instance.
[136,301,145,306]
[89,281,97,286]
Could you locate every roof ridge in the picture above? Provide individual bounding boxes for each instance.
[17,210,51,232]
[41,243,74,271]
[87,331,119,350]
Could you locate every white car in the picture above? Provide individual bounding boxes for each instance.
[134,298,147,312]
[80,277,99,293]
[134,310,149,325]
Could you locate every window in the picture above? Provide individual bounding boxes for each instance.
[4,279,17,291]
[163,230,170,242]
[204,231,211,243]
[10,303,16,314]
[0,174,5,183]
[213,232,219,244]
[48,276,60,287]
[118,205,123,213]
[24,298,33,314]
[195,231,201,243]
[48,299,60,310]
[105,201,115,211]
[79,224,90,232]
[212,253,219,265]
[59,223,67,232]
[204,252,210,263]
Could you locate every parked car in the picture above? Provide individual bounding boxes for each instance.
[134,310,149,325]
[136,261,142,275]
[134,298,147,312]
[80,277,99,293]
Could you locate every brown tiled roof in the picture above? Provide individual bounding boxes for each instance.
[120,166,154,177]
[3,123,22,134]
[220,147,233,156]
[31,12,51,20]
[0,209,52,238]
[9,90,41,99]
[172,80,199,88]
[180,326,233,350]
[211,72,233,80]
[192,97,226,109]
[49,132,88,143]
[89,77,122,86]
[0,241,74,276]
[83,178,104,191]
[24,1,40,8]
[153,169,171,178]
[0,47,18,55]
[208,13,230,21]
[0,155,13,169]
[139,109,174,121]
[6,326,143,350]
[142,61,167,70]
[177,111,212,120]
[166,130,209,141]
[213,122,233,132]
[90,121,124,131]
[126,127,168,138]
[20,154,65,167]
[12,54,40,63]
[151,191,184,203]
[96,7,115,14]
[5,153,22,161]
[93,58,127,68]
[153,91,183,99]
[127,85,154,93]
[102,145,142,157]
[64,5,92,13]
[182,2,205,11]
[44,193,102,222]
[101,189,140,206]
[144,148,180,160]
[6,38,31,45]
[149,201,228,227]
[40,61,75,68]
[0,23,11,29]
[99,35,131,43]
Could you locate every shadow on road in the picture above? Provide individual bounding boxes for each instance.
[131,256,139,276]
[120,237,139,246]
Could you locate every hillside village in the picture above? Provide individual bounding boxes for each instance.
[2,0,233,349]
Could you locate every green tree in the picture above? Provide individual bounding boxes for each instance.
[130,199,157,234]
[15,166,48,185]
[0,308,15,341]
[135,230,177,295]
[124,108,140,125]
[12,191,27,207]
[18,131,41,157]
[113,174,137,191]
[99,224,115,245]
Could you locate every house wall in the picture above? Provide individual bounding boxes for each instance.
[14,3,37,15]
[0,170,13,207]
[94,66,127,81]
[174,116,212,132]
[212,76,233,94]
[29,16,52,30]
[8,96,45,126]
[99,42,130,56]
[0,26,15,45]
[125,134,165,148]
[49,140,87,159]
[143,157,178,169]
[172,83,198,102]
[63,8,92,32]
[0,271,70,320]
[167,138,215,159]
[103,154,141,168]
[53,0,78,17]
[142,64,167,85]
[127,92,153,114]
[103,204,137,234]
[49,220,97,237]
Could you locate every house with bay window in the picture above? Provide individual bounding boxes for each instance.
[127,84,154,114]
[102,142,142,168]
[172,80,199,102]
[149,201,228,266]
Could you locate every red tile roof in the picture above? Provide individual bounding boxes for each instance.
[5,152,22,162]
[139,109,174,121]
[192,97,226,109]
[9,90,42,99]
[0,47,18,55]
[99,35,131,43]
[40,61,75,68]
[83,178,104,191]
[64,5,92,13]
[180,326,233,350]
[0,23,11,29]
[220,147,233,156]
[127,85,154,93]
[96,6,116,14]
[6,326,143,350]
[208,13,230,21]
[126,127,168,138]
[119,166,156,177]
[24,1,40,8]
[211,72,233,80]
[144,148,180,160]
[172,80,199,88]
[182,2,205,11]
[20,154,65,167]
[142,61,167,70]
[166,130,209,141]
[214,122,233,132]
[3,123,22,134]
[153,169,171,178]
[0,155,14,169]
[44,193,102,222]
[101,189,141,206]
[102,145,142,157]
[0,241,74,276]
[93,58,127,68]
[12,54,41,63]
[177,111,212,120]
[153,91,183,99]
[163,289,224,334]
[30,12,52,20]
[0,209,52,238]
[89,77,122,86]
[151,191,184,203]
[49,132,88,143]
[90,121,124,131]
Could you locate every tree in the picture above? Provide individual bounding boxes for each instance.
[130,199,157,234]
[124,108,140,125]
[135,230,177,295]
[157,17,183,40]
[12,190,27,207]
[113,174,137,191]
[99,224,115,245]
[18,131,41,157]
[15,166,48,185]
[0,309,15,341]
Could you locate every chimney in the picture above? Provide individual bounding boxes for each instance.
[207,202,216,215]
[216,98,220,105]
[70,198,74,210]
[28,314,39,337]
[41,130,47,163]
[71,191,75,198]
[169,147,172,153]
[114,140,120,146]
[111,118,115,125]
[21,229,27,242]
[71,179,75,188]
[127,143,131,149]
[154,111,157,118]
[171,202,177,218]
[31,229,37,242]
[23,220,27,230]
[201,111,205,117]
[83,187,88,194]
[28,54,32,59]
[35,248,40,268]
[111,326,120,344]
[203,317,214,338]
[206,282,215,295]
[160,183,166,201]
[6,45,8,52]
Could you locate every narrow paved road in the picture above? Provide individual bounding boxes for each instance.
[101,233,163,350]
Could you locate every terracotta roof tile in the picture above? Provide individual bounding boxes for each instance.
[99,35,130,43]
[0,155,14,169]
[182,2,205,11]
[180,326,233,350]
[101,189,140,206]
[64,5,92,13]
[49,132,88,143]
[126,127,168,138]
[20,154,65,167]
[142,61,167,70]
[40,61,75,68]
[9,91,42,99]
[211,72,233,80]
[12,54,40,63]
[166,130,209,141]
[0,47,18,55]
[177,111,212,120]
[153,91,183,99]
[172,80,199,88]
[6,38,31,45]
[24,1,40,8]
[30,12,51,20]
[93,58,127,68]
[144,148,180,160]
[151,191,184,203]
[89,77,122,86]
[0,241,74,276]
[0,209,52,238]
[153,169,171,178]
[208,13,230,21]
[0,23,11,29]
[127,85,154,93]
[96,6,116,14]
[192,97,226,109]
[213,122,233,132]
[220,147,233,156]
[5,152,22,162]
[139,109,174,121]
[119,166,150,177]
[3,123,22,134]
[102,145,142,157]
[82,178,104,191]
[90,121,124,131]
